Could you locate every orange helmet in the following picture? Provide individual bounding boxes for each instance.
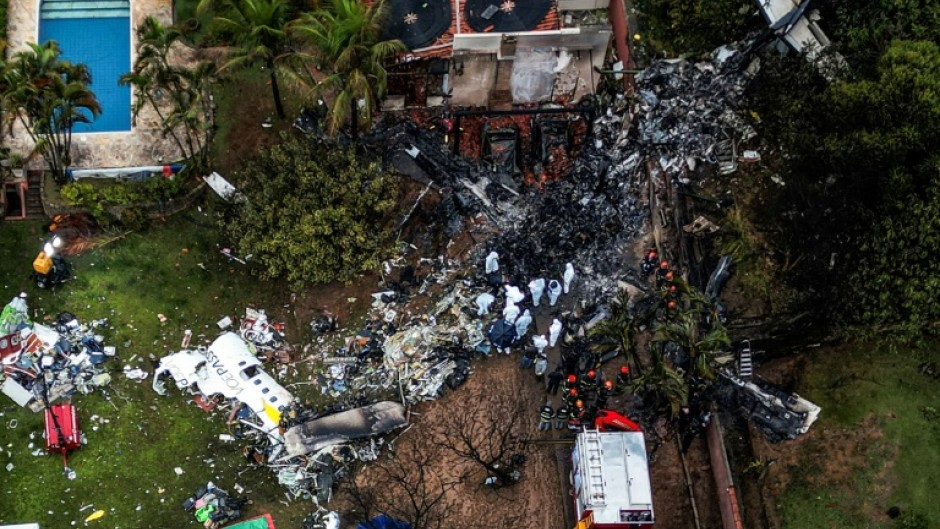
[620,365,630,375]
[665,272,674,281]
[575,399,584,408]
[660,260,669,269]
[667,300,678,310]
[567,374,577,384]
[604,380,614,390]
[569,388,579,397]
[669,285,678,294]
[648,249,657,258]
[587,370,596,379]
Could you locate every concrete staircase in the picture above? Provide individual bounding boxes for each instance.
[25,171,46,219]
[40,0,130,19]
[489,60,514,110]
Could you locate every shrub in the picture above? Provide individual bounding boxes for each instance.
[218,133,400,287]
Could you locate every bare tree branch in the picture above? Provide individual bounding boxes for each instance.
[340,436,465,529]
[432,391,529,488]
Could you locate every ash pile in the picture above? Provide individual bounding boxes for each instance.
[369,43,761,298]
[0,294,118,411]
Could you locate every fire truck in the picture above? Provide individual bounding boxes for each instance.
[571,429,654,528]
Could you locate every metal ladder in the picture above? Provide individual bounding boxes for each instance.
[583,431,607,504]
[738,340,753,379]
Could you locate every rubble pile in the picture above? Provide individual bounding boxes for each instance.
[0,295,116,411]
[608,44,759,182]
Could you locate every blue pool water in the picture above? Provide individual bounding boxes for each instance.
[39,16,132,132]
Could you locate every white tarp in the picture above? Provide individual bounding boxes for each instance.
[204,172,247,203]
[1,377,34,407]
[511,49,557,104]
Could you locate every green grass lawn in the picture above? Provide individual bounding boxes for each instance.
[0,214,312,528]
[778,344,940,529]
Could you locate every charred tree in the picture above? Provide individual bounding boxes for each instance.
[432,391,528,488]
[341,437,464,529]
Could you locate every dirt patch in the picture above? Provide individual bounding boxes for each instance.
[338,354,568,529]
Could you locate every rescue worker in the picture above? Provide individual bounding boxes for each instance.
[533,334,549,355]
[615,365,631,394]
[528,278,546,307]
[503,301,520,324]
[548,318,563,347]
[569,399,586,430]
[564,374,578,394]
[555,405,569,430]
[655,260,671,288]
[538,402,555,431]
[505,284,525,304]
[665,299,679,319]
[640,249,658,276]
[514,309,533,338]
[520,346,537,369]
[547,279,563,306]
[565,387,580,409]
[485,251,499,274]
[596,380,614,409]
[475,292,495,316]
[579,370,598,393]
[547,366,565,395]
[563,263,576,294]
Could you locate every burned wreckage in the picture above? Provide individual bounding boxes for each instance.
[138,41,822,509]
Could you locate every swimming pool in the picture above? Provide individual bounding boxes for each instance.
[39,2,131,133]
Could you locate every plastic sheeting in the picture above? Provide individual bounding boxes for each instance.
[511,49,557,104]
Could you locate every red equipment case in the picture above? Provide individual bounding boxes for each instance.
[45,403,81,455]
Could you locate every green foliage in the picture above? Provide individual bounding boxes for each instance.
[199,0,300,118]
[746,40,940,342]
[825,0,940,75]
[289,0,406,137]
[220,133,400,287]
[121,16,217,172]
[60,177,186,224]
[631,350,687,417]
[634,0,754,56]
[1,41,101,183]
[715,207,775,301]
[848,168,940,340]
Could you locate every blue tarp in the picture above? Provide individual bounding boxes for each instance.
[356,514,411,529]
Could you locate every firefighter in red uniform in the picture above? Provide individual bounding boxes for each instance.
[640,249,658,276]
[569,400,586,430]
[565,387,580,409]
[579,370,598,393]
[596,379,614,409]
[564,374,578,392]
[656,260,671,288]
[615,365,631,394]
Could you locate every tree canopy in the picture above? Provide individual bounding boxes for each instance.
[289,0,405,138]
[1,41,100,183]
[219,134,400,287]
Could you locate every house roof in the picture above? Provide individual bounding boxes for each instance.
[392,0,561,59]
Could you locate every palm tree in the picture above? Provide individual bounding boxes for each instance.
[289,0,405,139]
[652,313,730,380]
[632,346,688,418]
[199,0,293,118]
[120,16,216,171]
[2,42,101,183]
[590,290,645,374]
